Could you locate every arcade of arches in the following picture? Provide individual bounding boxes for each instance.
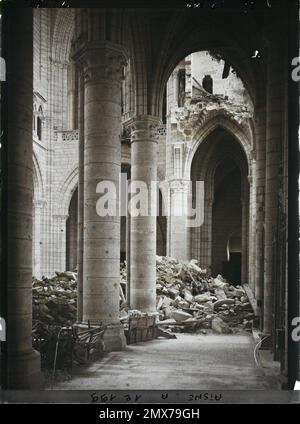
[1,3,298,389]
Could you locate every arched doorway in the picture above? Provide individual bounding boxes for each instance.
[191,128,249,283]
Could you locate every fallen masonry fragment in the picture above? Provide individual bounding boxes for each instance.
[32,257,255,367]
[121,256,255,336]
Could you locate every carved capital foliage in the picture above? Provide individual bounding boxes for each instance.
[73,41,128,84]
[169,179,191,193]
[127,115,161,143]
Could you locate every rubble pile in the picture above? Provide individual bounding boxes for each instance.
[32,257,255,364]
[120,256,255,334]
[32,271,77,369]
[32,271,77,326]
[154,256,254,333]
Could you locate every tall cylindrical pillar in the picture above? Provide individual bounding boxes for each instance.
[129,116,160,313]
[4,8,42,388]
[75,41,127,350]
[263,36,285,335]
[76,69,84,322]
[254,106,266,311]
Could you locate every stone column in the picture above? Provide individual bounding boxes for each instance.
[74,41,127,351]
[168,179,190,260]
[126,183,131,306]
[129,116,160,313]
[263,35,285,336]
[3,8,42,388]
[248,155,256,291]
[241,195,249,284]
[76,69,84,322]
[33,200,46,279]
[254,106,266,311]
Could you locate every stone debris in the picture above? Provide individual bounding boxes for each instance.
[171,310,193,322]
[211,317,231,334]
[121,256,255,334]
[32,256,255,363]
[32,272,77,326]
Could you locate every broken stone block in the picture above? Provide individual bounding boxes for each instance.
[183,290,194,303]
[193,303,205,310]
[185,317,198,323]
[214,288,227,300]
[178,299,190,309]
[216,274,226,282]
[212,317,231,334]
[213,299,235,310]
[156,327,177,339]
[233,289,244,297]
[213,278,228,289]
[157,295,172,310]
[171,310,193,322]
[194,293,212,303]
[163,306,173,319]
[167,287,180,299]
[189,259,203,274]
[156,296,164,310]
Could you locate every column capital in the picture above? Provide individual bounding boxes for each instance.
[33,199,47,209]
[53,214,69,222]
[72,40,128,84]
[169,179,190,193]
[127,115,161,143]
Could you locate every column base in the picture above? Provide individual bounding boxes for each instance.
[4,348,43,389]
[77,322,127,353]
[103,323,127,352]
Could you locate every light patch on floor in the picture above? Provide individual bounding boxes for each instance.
[51,333,281,390]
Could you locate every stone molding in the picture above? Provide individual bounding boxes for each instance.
[72,41,128,84]
[127,115,161,143]
[169,179,191,193]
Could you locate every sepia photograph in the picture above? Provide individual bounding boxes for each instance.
[0,0,299,407]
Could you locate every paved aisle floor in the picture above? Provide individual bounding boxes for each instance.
[52,333,280,390]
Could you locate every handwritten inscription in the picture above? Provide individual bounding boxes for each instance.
[91,392,223,403]
[186,0,272,10]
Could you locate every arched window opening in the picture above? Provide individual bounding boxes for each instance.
[177,69,186,107]
[202,74,213,94]
[37,116,42,140]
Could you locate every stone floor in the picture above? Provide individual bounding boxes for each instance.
[51,332,281,390]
